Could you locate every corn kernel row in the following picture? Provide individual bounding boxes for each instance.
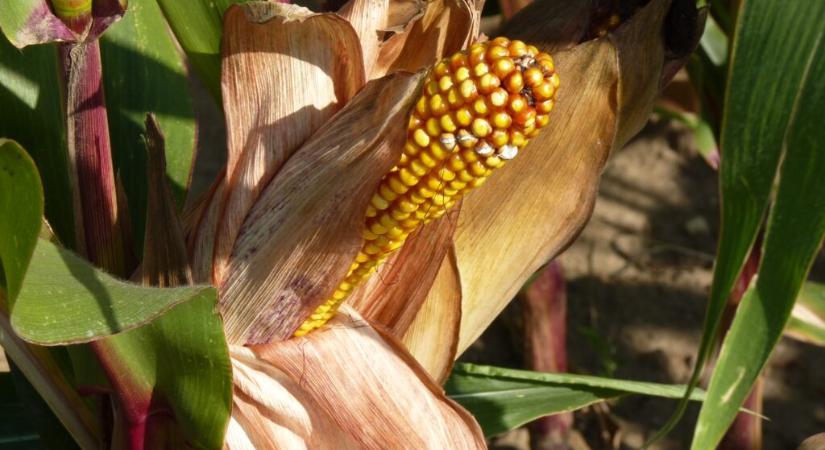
[295,37,559,336]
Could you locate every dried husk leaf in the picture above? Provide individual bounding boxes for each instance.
[188,173,225,284]
[496,0,593,48]
[372,0,483,78]
[337,0,388,77]
[399,252,463,382]
[350,207,459,336]
[226,306,485,449]
[447,0,674,353]
[213,2,366,284]
[219,71,425,345]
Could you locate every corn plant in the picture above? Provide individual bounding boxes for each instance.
[0,0,821,448]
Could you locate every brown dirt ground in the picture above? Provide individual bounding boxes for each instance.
[461,119,825,450]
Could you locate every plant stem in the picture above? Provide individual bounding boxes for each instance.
[523,261,574,449]
[57,40,125,276]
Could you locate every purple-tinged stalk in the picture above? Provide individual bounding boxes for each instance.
[717,244,763,450]
[52,1,144,447]
[523,261,574,449]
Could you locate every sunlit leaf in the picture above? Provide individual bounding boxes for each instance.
[785,281,825,347]
[0,140,42,303]
[686,2,825,448]
[446,363,708,437]
[11,239,215,345]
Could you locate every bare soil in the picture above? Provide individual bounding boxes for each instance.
[462,120,825,450]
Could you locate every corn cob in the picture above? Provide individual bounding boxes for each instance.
[294,38,559,336]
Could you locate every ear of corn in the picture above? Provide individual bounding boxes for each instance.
[295,38,559,336]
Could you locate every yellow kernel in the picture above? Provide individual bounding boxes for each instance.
[490,129,509,147]
[388,175,408,194]
[537,99,555,114]
[369,221,388,234]
[460,148,479,163]
[425,117,441,137]
[365,205,377,217]
[409,159,428,176]
[536,114,550,128]
[448,155,466,171]
[457,129,477,148]
[450,53,469,70]
[472,118,492,137]
[489,88,508,108]
[549,73,560,88]
[455,107,473,126]
[430,141,450,159]
[413,128,430,147]
[440,114,458,132]
[510,131,527,148]
[426,176,443,190]
[443,188,459,196]
[429,94,448,116]
[469,45,486,65]
[420,150,438,168]
[458,170,474,182]
[533,82,555,101]
[470,176,488,188]
[508,40,527,57]
[362,228,378,240]
[492,111,512,129]
[469,161,487,176]
[449,180,467,190]
[473,98,490,115]
[433,193,450,206]
[478,73,499,94]
[398,154,409,166]
[514,109,536,127]
[417,185,435,198]
[504,71,524,93]
[408,115,422,130]
[493,57,515,79]
[486,45,509,61]
[415,96,429,117]
[459,79,478,100]
[438,75,454,92]
[438,168,456,181]
[379,184,398,202]
[538,57,555,74]
[364,243,381,255]
[370,193,389,210]
[398,198,417,213]
[434,61,450,77]
[391,209,411,221]
[454,66,471,82]
[485,156,504,168]
[446,88,462,107]
[509,94,528,114]
[524,67,544,87]
[355,252,369,263]
[472,62,489,78]
[404,142,420,156]
[491,36,510,47]
[526,45,539,56]
[379,214,399,230]
[399,168,419,186]
[425,80,439,96]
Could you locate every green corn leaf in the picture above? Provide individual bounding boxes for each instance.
[101,0,197,254]
[11,239,215,345]
[446,363,709,437]
[692,15,825,447]
[0,0,75,48]
[657,0,825,443]
[785,281,825,347]
[154,0,251,102]
[98,295,232,449]
[0,37,75,247]
[0,139,43,303]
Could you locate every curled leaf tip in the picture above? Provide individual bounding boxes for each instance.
[295,38,559,336]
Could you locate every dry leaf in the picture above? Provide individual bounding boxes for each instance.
[372,0,483,78]
[219,71,424,344]
[213,2,366,284]
[226,306,485,449]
